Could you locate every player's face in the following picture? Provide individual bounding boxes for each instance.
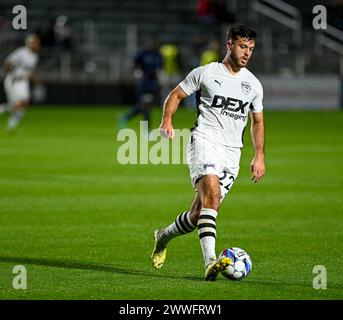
[227,37,255,68]
[30,40,41,52]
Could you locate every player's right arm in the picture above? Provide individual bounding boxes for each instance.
[160,66,205,139]
[4,62,14,73]
[3,48,21,74]
[160,86,188,139]
[3,58,16,74]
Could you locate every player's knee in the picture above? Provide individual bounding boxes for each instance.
[203,194,220,211]
[194,175,221,211]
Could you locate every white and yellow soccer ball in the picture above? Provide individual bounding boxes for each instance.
[218,247,252,280]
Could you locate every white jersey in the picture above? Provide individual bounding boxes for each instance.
[4,47,38,80]
[179,62,263,148]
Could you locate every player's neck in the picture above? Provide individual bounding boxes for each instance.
[222,56,241,75]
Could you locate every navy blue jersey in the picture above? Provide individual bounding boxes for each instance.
[134,49,162,81]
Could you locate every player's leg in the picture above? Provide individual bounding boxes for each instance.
[118,102,142,130]
[141,92,155,132]
[119,79,149,130]
[142,103,150,125]
[151,192,201,269]
[188,190,203,225]
[196,174,220,263]
[7,100,28,130]
[158,192,201,244]
[199,149,241,280]
[7,80,30,130]
[196,174,232,281]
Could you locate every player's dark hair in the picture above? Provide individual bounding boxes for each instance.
[227,24,257,42]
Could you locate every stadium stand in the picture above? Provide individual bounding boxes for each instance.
[0,0,342,104]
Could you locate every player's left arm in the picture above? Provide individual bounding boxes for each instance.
[250,111,265,183]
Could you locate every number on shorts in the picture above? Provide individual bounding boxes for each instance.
[219,171,235,191]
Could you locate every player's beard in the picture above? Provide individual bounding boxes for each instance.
[231,52,249,68]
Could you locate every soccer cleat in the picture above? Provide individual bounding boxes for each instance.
[151,229,167,269]
[204,257,232,281]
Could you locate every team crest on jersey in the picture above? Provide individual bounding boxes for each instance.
[241,81,251,95]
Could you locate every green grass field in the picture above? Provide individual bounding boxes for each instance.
[0,106,342,300]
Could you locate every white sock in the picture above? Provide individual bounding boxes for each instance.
[198,208,218,267]
[7,110,25,129]
[159,211,197,245]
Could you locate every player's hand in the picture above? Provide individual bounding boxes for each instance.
[250,156,265,183]
[159,122,175,139]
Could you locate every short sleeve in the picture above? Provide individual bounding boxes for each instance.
[5,48,22,66]
[250,81,264,113]
[178,66,205,96]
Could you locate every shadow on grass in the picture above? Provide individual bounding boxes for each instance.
[1,256,342,292]
[0,256,201,281]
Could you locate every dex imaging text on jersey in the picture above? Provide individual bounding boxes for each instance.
[211,95,250,114]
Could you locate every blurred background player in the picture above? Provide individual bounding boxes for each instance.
[0,34,41,130]
[119,34,163,132]
[159,41,183,106]
[200,38,221,66]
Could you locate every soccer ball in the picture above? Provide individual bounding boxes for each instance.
[218,247,252,280]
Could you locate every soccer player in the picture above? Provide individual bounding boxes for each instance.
[119,34,162,132]
[0,34,41,130]
[151,24,265,281]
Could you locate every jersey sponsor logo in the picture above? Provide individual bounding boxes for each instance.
[222,111,247,121]
[241,81,251,95]
[211,95,249,121]
[211,95,249,113]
